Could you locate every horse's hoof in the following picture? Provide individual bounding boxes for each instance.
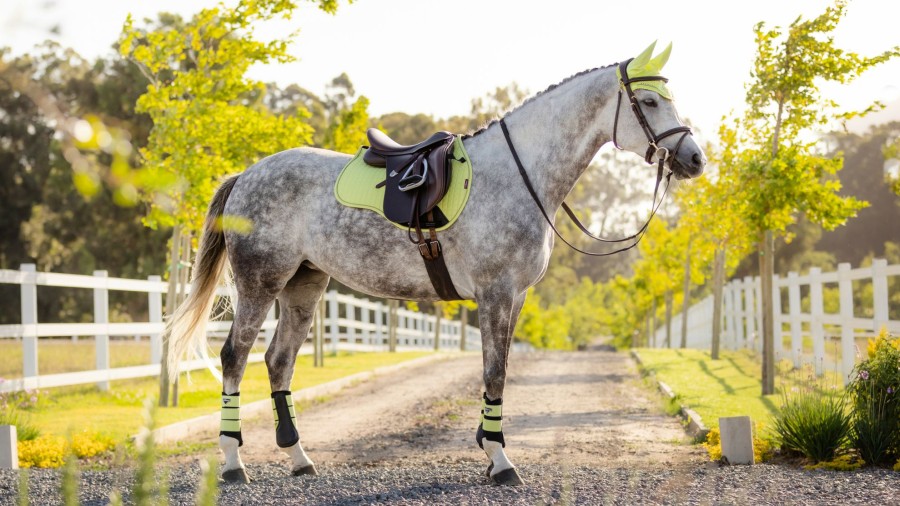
[491,467,524,486]
[221,467,251,484]
[485,462,493,477]
[292,464,319,476]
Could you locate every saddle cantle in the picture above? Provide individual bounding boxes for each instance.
[362,128,462,301]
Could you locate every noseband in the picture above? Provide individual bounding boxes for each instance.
[500,60,694,257]
[612,59,692,167]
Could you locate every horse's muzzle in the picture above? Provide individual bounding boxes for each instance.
[671,150,706,180]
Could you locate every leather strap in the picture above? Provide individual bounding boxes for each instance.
[413,208,463,301]
[501,119,671,257]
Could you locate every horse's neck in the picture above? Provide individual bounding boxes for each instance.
[495,66,618,212]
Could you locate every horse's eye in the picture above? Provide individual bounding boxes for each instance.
[642,98,658,108]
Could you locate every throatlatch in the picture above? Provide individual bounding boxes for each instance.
[271,391,300,448]
[220,392,243,446]
[476,393,505,448]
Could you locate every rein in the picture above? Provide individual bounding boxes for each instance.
[500,59,692,257]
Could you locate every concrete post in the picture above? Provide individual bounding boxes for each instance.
[719,416,754,465]
[0,425,17,469]
[93,270,110,391]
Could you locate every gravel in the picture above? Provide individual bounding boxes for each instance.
[3,461,900,505]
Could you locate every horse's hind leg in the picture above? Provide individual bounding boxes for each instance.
[264,265,329,476]
[219,282,284,483]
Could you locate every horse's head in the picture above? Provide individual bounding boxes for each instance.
[610,42,706,180]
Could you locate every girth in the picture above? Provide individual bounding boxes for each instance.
[365,128,463,301]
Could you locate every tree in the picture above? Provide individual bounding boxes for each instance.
[736,0,898,394]
[120,0,347,406]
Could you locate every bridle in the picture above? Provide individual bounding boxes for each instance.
[500,59,694,257]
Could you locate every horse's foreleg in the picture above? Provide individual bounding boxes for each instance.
[265,267,329,476]
[477,288,527,486]
[219,292,279,483]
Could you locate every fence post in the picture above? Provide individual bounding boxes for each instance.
[388,300,398,352]
[837,263,855,385]
[314,295,324,367]
[328,290,339,354]
[787,272,802,369]
[460,306,468,351]
[872,258,889,334]
[148,276,163,365]
[772,275,782,360]
[93,270,110,391]
[20,264,38,379]
[733,281,745,350]
[721,282,732,350]
[264,303,276,347]
[375,302,385,349]
[810,267,825,376]
[743,276,756,351]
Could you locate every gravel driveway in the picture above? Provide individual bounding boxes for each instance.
[2,350,899,505]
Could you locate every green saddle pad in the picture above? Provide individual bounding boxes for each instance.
[334,137,473,231]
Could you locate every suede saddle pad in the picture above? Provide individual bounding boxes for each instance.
[334,137,473,231]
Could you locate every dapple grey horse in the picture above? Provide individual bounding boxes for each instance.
[167,42,705,485]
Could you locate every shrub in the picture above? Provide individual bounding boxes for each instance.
[0,408,41,441]
[847,330,900,465]
[18,435,67,469]
[771,384,851,463]
[17,432,116,468]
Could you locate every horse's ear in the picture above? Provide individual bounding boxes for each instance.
[629,41,657,71]
[647,42,672,73]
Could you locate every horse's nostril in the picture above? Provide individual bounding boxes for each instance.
[692,152,702,166]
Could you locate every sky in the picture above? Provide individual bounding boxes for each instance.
[3,0,900,141]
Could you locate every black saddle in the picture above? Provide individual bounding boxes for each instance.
[362,128,462,301]
[364,128,455,227]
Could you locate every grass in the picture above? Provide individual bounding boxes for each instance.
[13,351,429,442]
[634,348,843,430]
[0,340,155,377]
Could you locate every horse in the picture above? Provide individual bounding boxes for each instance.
[167,41,706,486]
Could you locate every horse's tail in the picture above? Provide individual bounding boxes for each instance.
[166,175,240,381]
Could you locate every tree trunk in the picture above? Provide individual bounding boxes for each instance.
[760,231,776,395]
[314,295,324,367]
[171,232,191,407]
[680,241,692,349]
[459,306,468,351]
[711,247,726,360]
[664,291,673,348]
[433,305,442,351]
[159,225,181,408]
[649,298,657,348]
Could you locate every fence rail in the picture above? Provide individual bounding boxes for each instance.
[0,264,481,393]
[653,259,899,384]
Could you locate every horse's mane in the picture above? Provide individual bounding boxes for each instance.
[462,62,618,139]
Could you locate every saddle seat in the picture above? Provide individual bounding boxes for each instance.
[363,129,455,166]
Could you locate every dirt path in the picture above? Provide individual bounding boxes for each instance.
[236,349,703,470]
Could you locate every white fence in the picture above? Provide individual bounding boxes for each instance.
[0,264,481,393]
[653,259,900,383]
